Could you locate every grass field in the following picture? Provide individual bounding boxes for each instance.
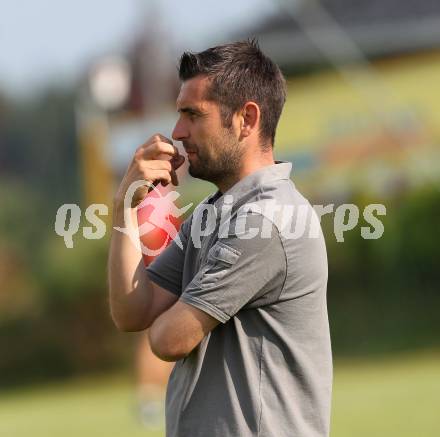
[0,350,439,437]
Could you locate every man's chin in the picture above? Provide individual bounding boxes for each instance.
[188,163,210,182]
[188,164,202,179]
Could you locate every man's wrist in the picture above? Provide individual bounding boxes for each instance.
[112,202,137,228]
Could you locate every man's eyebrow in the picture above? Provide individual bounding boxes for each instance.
[177,106,204,115]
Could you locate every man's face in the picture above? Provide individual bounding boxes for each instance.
[172,75,243,186]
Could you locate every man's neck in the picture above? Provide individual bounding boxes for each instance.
[217,154,276,194]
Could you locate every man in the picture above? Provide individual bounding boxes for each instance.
[108,40,332,436]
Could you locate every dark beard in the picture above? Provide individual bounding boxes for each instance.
[186,133,243,185]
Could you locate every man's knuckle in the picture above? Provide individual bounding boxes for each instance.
[150,141,161,153]
[134,155,142,166]
[161,170,171,181]
[135,160,145,171]
[134,148,143,159]
[143,170,155,181]
[157,141,167,150]
[152,133,161,142]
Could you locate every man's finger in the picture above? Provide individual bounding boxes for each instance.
[154,133,173,146]
[146,169,172,185]
[141,160,172,172]
[140,141,176,160]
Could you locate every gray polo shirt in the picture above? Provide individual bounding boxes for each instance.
[146,161,332,437]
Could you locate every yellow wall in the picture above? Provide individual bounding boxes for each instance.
[274,51,440,195]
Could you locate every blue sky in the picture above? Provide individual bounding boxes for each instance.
[0,0,277,97]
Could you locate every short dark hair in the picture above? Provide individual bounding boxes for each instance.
[178,39,286,148]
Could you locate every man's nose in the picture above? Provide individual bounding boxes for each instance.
[172,118,189,141]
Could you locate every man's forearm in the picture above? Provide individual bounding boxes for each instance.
[108,206,153,331]
[107,134,185,331]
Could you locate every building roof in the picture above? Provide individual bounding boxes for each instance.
[236,0,440,69]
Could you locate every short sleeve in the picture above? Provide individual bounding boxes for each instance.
[146,216,191,296]
[180,213,287,323]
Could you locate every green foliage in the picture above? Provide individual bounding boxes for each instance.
[325,185,440,355]
[0,228,134,388]
[0,89,130,388]
[0,89,80,206]
[1,84,439,385]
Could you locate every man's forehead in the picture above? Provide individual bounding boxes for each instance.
[176,75,211,109]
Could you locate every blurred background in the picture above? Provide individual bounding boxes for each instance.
[1,0,439,436]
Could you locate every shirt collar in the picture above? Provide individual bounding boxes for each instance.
[205,160,293,208]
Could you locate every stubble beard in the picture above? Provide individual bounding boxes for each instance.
[186,129,244,187]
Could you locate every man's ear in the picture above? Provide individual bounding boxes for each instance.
[239,102,260,139]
